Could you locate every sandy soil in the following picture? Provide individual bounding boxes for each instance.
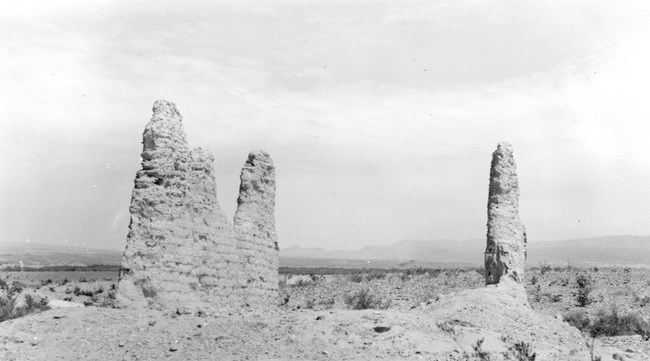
[2,276,649,361]
[3,267,650,360]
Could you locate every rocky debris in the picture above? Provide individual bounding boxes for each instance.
[47,300,84,309]
[484,142,527,285]
[116,100,278,311]
[2,285,640,361]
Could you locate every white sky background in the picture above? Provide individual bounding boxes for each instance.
[1,0,650,251]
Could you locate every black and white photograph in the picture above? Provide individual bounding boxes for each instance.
[2,1,650,360]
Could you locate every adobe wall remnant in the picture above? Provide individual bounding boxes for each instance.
[234,151,279,302]
[115,100,278,311]
[484,142,527,285]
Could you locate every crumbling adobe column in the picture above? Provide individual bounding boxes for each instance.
[115,100,197,309]
[484,142,527,285]
[233,150,279,305]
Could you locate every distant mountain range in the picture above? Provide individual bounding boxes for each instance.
[280,235,650,268]
[0,242,122,268]
[2,235,650,269]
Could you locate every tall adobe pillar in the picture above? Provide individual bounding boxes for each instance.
[233,151,279,305]
[484,142,527,285]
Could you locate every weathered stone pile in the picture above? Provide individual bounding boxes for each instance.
[484,142,527,285]
[115,100,278,312]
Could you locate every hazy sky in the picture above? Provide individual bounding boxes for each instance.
[2,1,650,251]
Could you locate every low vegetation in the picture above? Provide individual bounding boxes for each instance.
[1,264,119,272]
[575,274,593,307]
[344,287,390,310]
[538,260,552,275]
[565,305,650,339]
[505,341,537,361]
[465,337,492,360]
[0,280,49,322]
[589,306,650,339]
[4,263,650,360]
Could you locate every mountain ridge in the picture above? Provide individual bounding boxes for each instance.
[282,235,650,268]
[2,236,650,268]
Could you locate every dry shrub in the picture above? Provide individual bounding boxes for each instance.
[564,310,590,331]
[344,288,390,310]
[589,305,650,338]
[565,306,650,340]
[575,274,593,307]
[538,260,552,275]
[1,282,49,322]
[506,341,537,361]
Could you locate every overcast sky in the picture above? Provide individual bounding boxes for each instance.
[2,1,650,251]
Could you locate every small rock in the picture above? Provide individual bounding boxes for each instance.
[148,320,156,326]
[316,315,325,321]
[48,300,84,309]
[170,345,178,352]
[373,326,391,333]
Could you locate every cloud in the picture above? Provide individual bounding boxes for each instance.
[2,0,650,250]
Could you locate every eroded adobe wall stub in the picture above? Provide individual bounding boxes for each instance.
[186,148,240,307]
[116,100,279,311]
[233,151,279,305]
[484,142,527,285]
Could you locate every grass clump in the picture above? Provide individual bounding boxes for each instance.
[538,260,551,275]
[344,288,390,310]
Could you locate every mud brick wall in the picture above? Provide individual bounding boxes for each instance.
[116,100,278,311]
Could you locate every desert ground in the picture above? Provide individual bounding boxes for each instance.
[1,265,649,360]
